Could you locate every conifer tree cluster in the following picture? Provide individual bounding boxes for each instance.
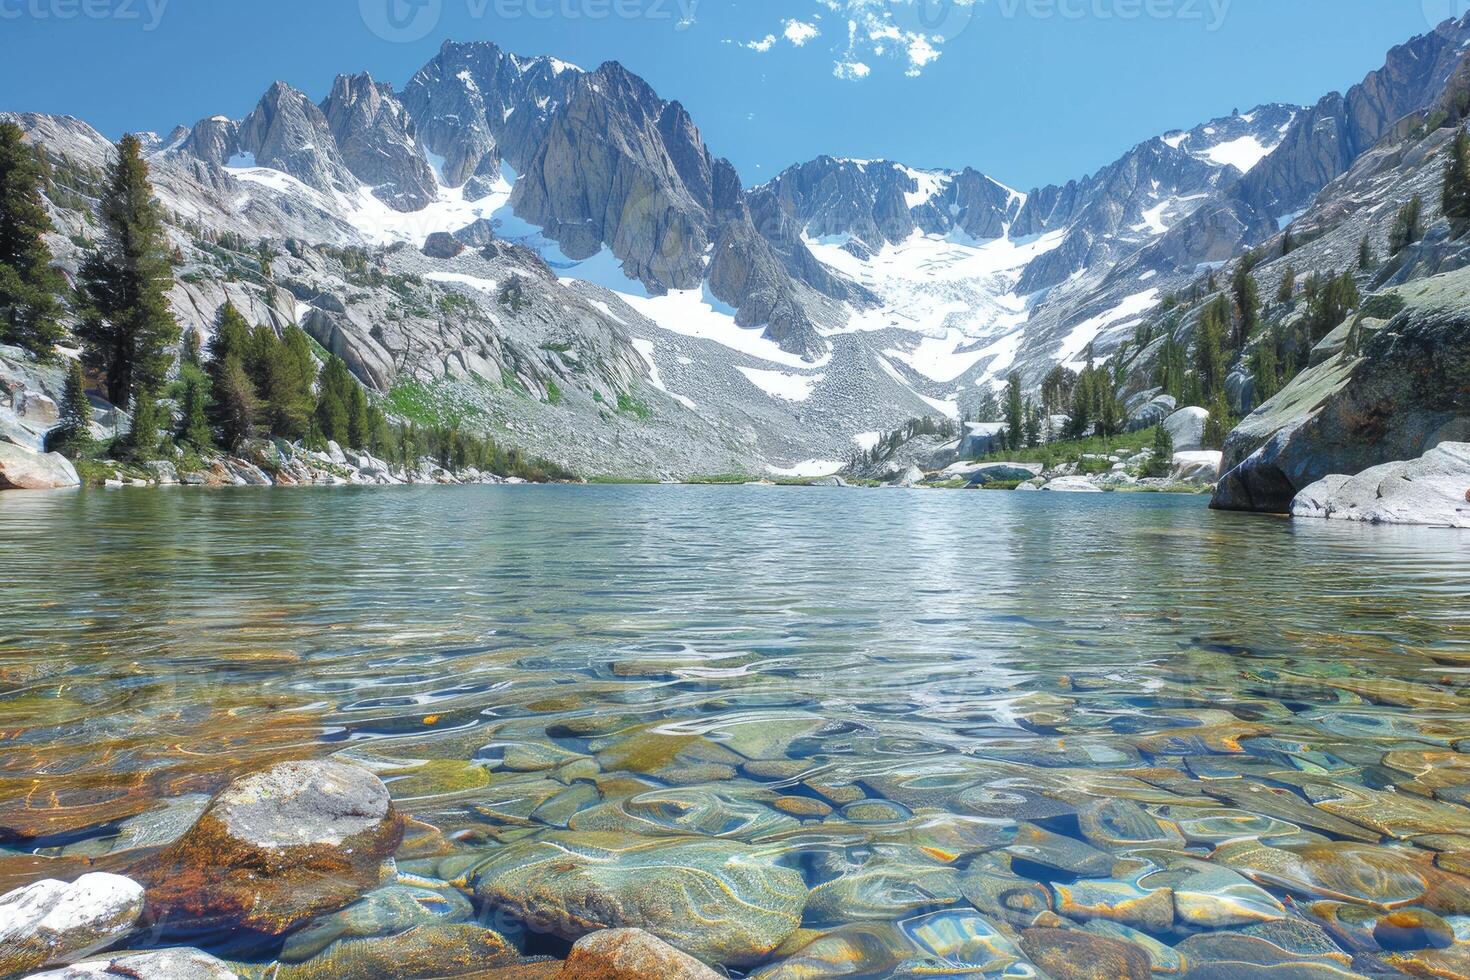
[1389,195,1424,254]
[0,122,65,360]
[1444,129,1470,233]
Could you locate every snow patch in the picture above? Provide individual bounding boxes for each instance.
[1203,135,1272,173]
[737,366,823,402]
[632,337,697,410]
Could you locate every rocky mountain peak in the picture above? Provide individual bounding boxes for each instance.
[320,71,437,212]
[236,81,359,197]
[400,39,581,191]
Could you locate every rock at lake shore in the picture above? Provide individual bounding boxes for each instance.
[137,761,404,939]
[469,831,807,967]
[1213,267,1470,514]
[1164,407,1210,452]
[1172,450,1223,485]
[0,442,79,491]
[1292,442,1470,528]
[559,928,723,979]
[1042,475,1103,493]
[20,947,239,979]
[0,872,144,977]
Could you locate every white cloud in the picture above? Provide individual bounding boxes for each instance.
[783,19,821,46]
[735,1,971,78]
[819,0,975,79]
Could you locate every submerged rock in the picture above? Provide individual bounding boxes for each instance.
[138,761,404,939]
[273,923,516,979]
[0,872,144,977]
[469,831,807,966]
[559,928,723,979]
[20,947,238,979]
[1019,926,1151,980]
[277,884,474,963]
[1214,841,1470,915]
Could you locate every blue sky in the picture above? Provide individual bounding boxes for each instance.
[0,0,1449,189]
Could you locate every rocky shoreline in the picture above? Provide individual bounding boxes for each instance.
[0,761,724,979]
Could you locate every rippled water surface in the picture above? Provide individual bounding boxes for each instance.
[4,486,1470,976]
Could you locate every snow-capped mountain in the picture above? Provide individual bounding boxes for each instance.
[9,15,1470,476]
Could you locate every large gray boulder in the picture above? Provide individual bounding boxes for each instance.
[138,761,404,939]
[0,873,145,976]
[1292,442,1470,528]
[961,461,1045,486]
[1043,475,1104,493]
[1172,451,1223,485]
[1214,268,1470,514]
[0,442,80,490]
[1164,407,1209,452]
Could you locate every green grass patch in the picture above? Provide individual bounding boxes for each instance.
[383,379,485,427]
[616,392,651,420]
[978,428,1152,469]
[544,381,564,406]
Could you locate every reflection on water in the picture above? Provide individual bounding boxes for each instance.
[2,486,1470,975]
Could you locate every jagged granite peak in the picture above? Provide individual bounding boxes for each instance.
[1237,14,1470,223]
[400,39,582,191]
[1158,104,1302,173]
[509,60,716,290]
[180,114,242,169]
[757,157,1023,250]
[236,81,360,197]
[320,72,438,213]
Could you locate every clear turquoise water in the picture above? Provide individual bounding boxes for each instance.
[2,486,1469,974]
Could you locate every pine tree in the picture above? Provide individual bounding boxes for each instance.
[1146,424,1174,478]
[123,388,162,461]
[274,326,318,439]
[49,358,94,457]
[1251,333,1281,407]
[347,382,371,450]
[1202,389,1231,451]
[1389,195,1424,254]
[207,302,258,449]
[1230,264,1260,349]
[314,355,354,446]
[77,135,180,406]
[0,122,66,361]
[1195,296,1230,403]
[212,357,259,451]
[1068,374,1092,439]
[176,364,212,450]
[181,328,202,367]
[1024,402,1042,448]
[1004,374,1025,451]
[1443,128,1470,233]
[1281,226,1295,257]
[1276,266,1296,304]
[1357,235,1375,271]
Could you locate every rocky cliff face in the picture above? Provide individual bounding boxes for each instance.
[320,73,437,213]
[1212,268,1470,514]
[236,82,361,197]
[400,40,582,192]
[757,157,1022,251]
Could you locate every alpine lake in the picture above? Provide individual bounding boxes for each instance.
[3,484,1470,978]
